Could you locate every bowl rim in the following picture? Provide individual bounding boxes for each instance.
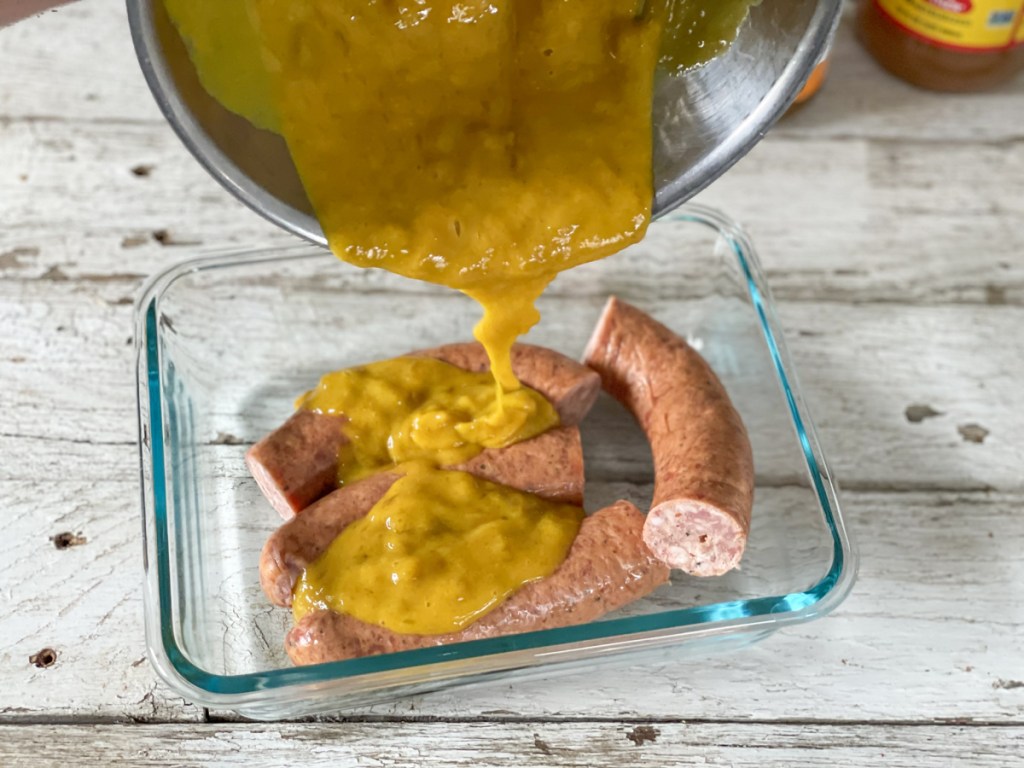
[135,203,858,711]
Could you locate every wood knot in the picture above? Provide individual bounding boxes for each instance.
[958,423,989,444]
[532,734,553,755]
[905,404,942,424]
[30,648,58,668]
[626,725,659,746]
[50,531,87,550]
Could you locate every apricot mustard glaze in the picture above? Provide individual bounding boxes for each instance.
[292,470,584,634]
[296,356,558,488]
[164,0,756,635]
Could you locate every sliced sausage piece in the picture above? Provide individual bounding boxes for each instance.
[583,297,754,577]
[411,342,601,426]
[284,500,670,665]
[246,410,347,520]
[259,426,586,607]
[246,343,600,520]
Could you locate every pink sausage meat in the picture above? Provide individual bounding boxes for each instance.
[584,297,754,576]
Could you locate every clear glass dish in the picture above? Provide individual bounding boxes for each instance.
[136,203,856,720]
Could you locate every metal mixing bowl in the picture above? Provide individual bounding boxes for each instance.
[127,0,841,245]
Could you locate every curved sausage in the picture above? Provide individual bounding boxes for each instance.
[246,343,600,519]
[583,297,754,577]
[284,500,670,665]
[259,426,586,607]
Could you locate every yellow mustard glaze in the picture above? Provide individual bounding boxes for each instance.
[292,469,585,635]
[161,0,757,634]
[162,0,761,384]
[296,356,559,486]
[243,0,663,389]
[160,0,280,133]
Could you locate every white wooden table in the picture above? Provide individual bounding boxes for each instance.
[2,2,1022,765]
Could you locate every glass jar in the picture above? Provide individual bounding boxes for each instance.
[859,0,1024,91]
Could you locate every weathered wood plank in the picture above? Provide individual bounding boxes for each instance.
[777,2,1024,144]
[0,1,164,125]
[2,0,1023,737]
[3,111,1021,305]
[3,0,1023,143]
[2,478,1020,721]
[0,476,203,722]
[3,279,1021,491]
[251,489,1024,722]
[0,722,1021,767]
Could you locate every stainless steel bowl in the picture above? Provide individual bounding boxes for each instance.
[127,0,841,245]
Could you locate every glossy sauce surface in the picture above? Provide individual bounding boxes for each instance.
[292,469,584,634]
[297,357,558,486]
[162,0,760,384]
[163,0,755,634]
[245,0,663,389]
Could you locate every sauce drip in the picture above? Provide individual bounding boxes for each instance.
[163,1,663,391]
[292,469,584,635]
[245,0,663,389]
[162,0,763,385]
[297,357,558,486]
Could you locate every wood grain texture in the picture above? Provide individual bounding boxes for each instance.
[230,490,1023,723]
[0,722,1022,767]
[2,484,1021,721]
[0,478,203,722]
[4,278,1021,491]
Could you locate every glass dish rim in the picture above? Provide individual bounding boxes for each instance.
[135,202,858,707]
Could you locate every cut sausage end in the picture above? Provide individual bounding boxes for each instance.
[245,449,299,521]
[642,500,746,577]
[246,410,346,520]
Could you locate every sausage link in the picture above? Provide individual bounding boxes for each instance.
[583,297,754,576]
[284,501,669,665]
[246,343,600,519]
[259,426,586,607]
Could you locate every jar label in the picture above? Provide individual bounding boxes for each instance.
[876,0,1024,50]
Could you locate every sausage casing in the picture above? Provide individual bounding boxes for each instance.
[284,500,670,665]
[584,297,754,576]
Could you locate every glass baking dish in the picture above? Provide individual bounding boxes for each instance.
[136,203,856,720]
